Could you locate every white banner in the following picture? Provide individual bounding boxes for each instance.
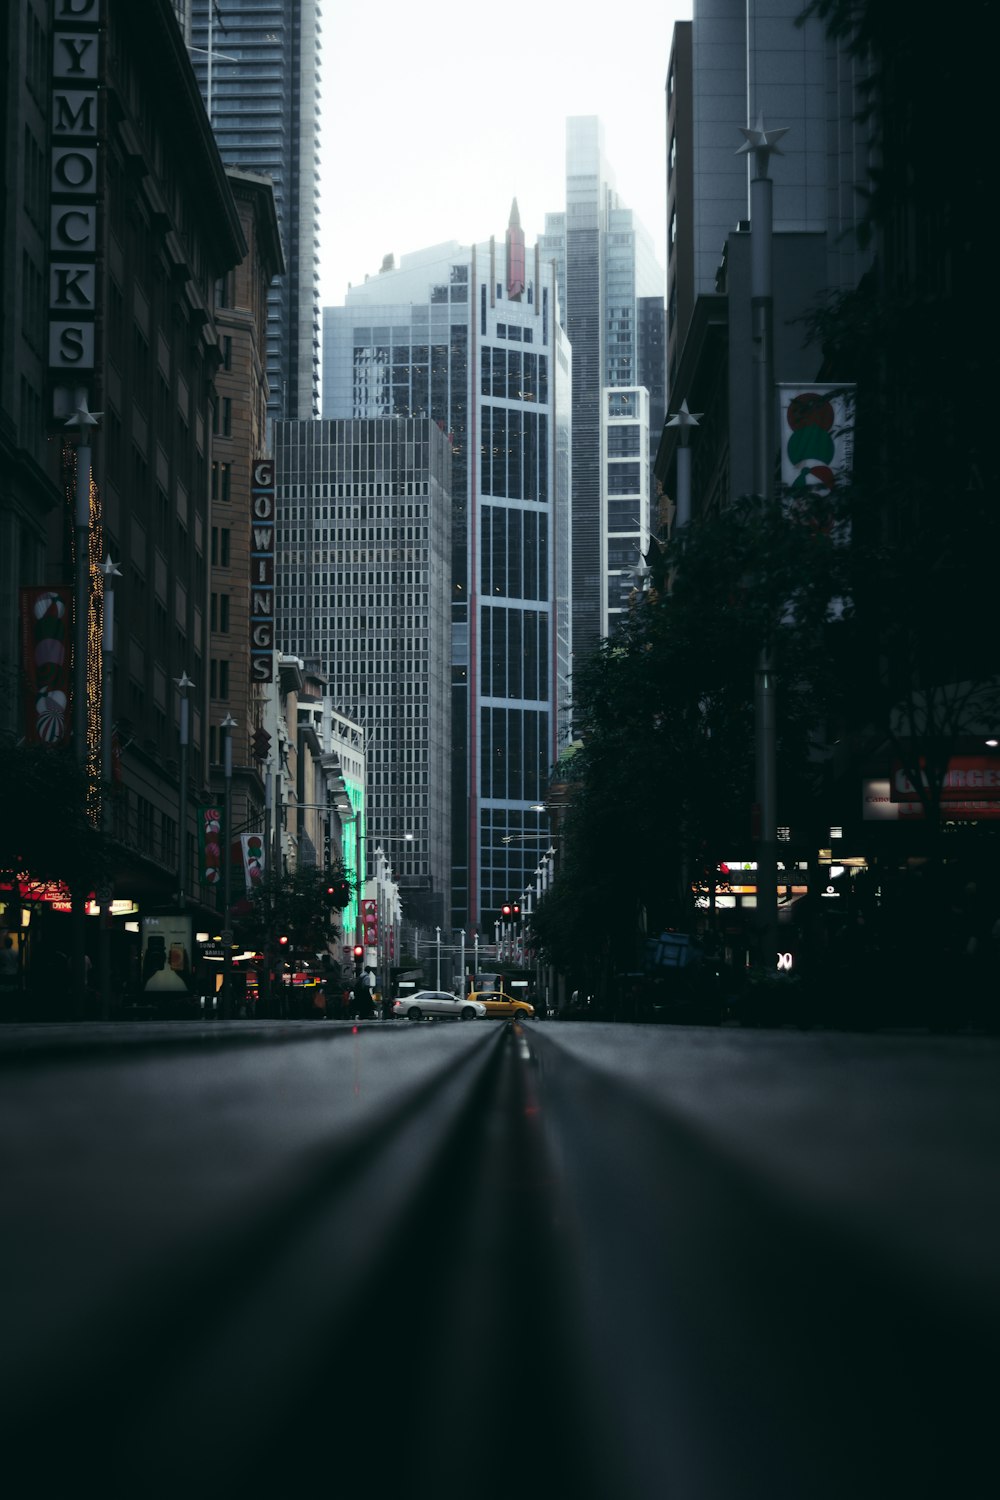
[240,833,266,892]
[779,384,855,496]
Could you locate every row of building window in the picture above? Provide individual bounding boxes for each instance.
[480,608,550,702]
[481,505,549,601]
[480,408,549,502]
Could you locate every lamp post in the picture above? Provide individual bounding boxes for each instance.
[738,113,788,975]
[666,400,702,532]
[175,672,193,912]
[98,555,121,1021]
[435,926,442,989]
[220,713,237,1018]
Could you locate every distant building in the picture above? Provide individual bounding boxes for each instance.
[273,418,454,931]
[539,117,665,661]
[189,0,322,425]
[321,213,572,930]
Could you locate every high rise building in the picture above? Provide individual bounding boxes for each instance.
[539,117,665,654]
[189,0,321,424]
[321,213,573,930]
[273,418,454,930]
[206,168,283,848]
[659,0,872,510]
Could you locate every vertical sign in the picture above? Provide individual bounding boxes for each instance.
[778,385,855,496]
[361,898,378,949]
[250,459,275,682]
[50,0,102,387]
[20,587,73,744]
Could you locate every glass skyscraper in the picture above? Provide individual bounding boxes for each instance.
[189,0,321,423]
[322,212,572,930]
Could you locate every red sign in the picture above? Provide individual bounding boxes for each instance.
[361,897,378,946]
[890,757,1000,802]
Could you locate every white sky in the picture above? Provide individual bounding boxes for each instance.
[318,0,693,310]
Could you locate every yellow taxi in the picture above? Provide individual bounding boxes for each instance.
[467,989,535,1021]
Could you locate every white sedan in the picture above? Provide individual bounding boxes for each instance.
[393,990,487,1021]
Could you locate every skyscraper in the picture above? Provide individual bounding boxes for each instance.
[540,117,665,657]
[189,0,321,424]
[322,211,572,930]
[273,418,453,930]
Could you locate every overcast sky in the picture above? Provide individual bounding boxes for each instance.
[318,0,693,310]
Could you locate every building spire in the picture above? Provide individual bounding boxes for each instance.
[509,197,521,230]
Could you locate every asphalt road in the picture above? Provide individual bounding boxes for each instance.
[1,1018,997,1499]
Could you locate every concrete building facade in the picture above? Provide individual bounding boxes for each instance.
[273,417,454,931]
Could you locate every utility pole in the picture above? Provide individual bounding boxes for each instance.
[220,713,237,1017]
[98,556,121,1021]
[738,114,788,974]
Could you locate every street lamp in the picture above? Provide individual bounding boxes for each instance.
[738,112,788,974]
[98,555,121,1021]
[175,672,194,911]
[220,712,237,1018]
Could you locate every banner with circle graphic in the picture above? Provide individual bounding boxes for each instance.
[240,833,266,892]
[779,385,855,496]
[20,587,73,745]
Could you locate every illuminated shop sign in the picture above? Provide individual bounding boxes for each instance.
[49,0,102,381]
[250,459,275,682]
[891,757,1000,801]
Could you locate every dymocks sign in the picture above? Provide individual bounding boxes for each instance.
[49,0,102,382]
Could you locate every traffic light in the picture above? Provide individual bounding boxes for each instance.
[252,726,271,761]
[501,903,512,919]
[512,902,521,917]
[278,934,289,948]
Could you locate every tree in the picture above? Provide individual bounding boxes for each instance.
[235,864,353,966]
[530,491,846,996]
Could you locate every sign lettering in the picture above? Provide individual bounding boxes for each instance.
[49,2,101,386]
[250,459,275,681]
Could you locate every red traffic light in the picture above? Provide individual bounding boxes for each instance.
[501,904,512,918]
[278,934,289,946]
[352,945,364,959]
[512,903,521,916]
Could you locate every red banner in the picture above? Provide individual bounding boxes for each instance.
[891,756,1000,801]
[20,587,72,745]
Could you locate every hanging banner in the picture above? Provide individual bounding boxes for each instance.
[361,897,378,947]
[240,833,266,892]
[20,587,72,744]
[199,805,223,885]
[779,385,855,496]
[250,459,275,683]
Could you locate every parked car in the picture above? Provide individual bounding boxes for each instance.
[467,989,535,1021]
[393,990,486,1021]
